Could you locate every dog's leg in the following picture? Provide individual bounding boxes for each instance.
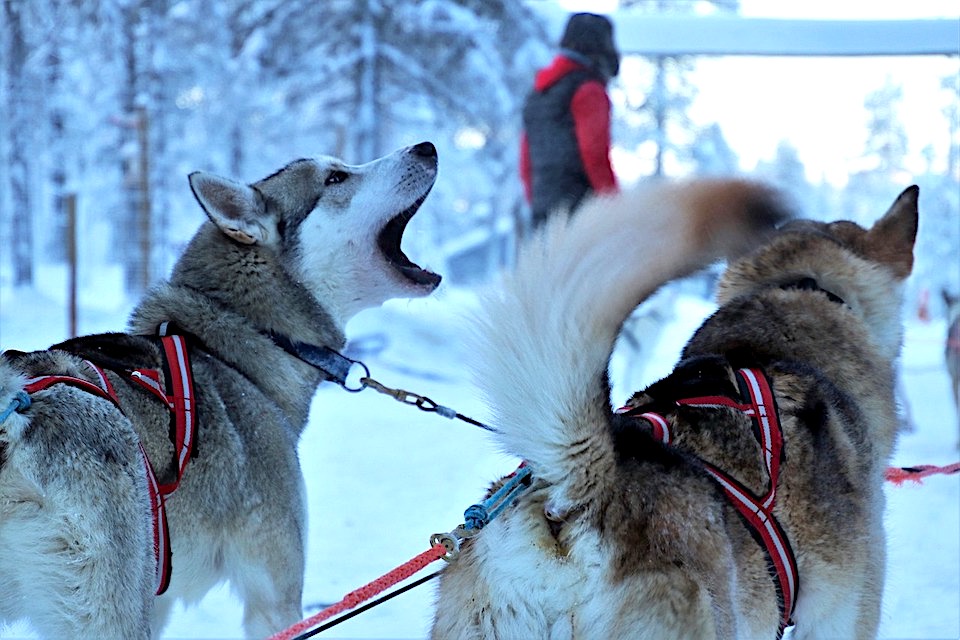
[790,552,881,640]
[853,530,885,640]
[705,574,741,640]
[234,562,304,638]
[690,533,751,640]
[224,517,305,638]
[952,369,960,447]
[955,381,960,448]
[151,595,176,638]
[0,452,154,639]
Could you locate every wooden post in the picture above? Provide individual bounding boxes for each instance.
[136,106,151,292]
[65,193,78,338]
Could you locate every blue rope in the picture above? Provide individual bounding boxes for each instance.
[0,391,31,424]
[463,465,532,531]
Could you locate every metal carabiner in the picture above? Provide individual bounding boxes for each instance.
[342,358,371,393]
[429,532,461,561]
[430,525,478,562]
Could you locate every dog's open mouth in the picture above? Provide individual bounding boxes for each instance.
[377,191,441,289]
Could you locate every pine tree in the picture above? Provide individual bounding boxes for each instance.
[617,0,740,177]
[862,78,908,175]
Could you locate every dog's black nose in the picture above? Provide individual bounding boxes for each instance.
[411,141,436,158]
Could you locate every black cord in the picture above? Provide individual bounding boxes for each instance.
[292,570,443,640]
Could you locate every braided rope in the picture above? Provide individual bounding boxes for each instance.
[266,544,448,640]
[885,462,960,485]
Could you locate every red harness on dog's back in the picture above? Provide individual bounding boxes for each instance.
[22,328,195,596]
[617,367,798,638]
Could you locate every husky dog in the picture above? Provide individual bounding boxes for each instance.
[0,142,440,639]
[432,182,918,639]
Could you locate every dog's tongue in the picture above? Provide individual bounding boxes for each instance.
[398,262,441,287]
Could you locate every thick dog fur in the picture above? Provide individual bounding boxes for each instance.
[432,183,919,639]
[0,142,440,639]
[944,290,960,444]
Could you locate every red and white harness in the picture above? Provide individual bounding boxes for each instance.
[617,367,799,637]
[22,329,196,596]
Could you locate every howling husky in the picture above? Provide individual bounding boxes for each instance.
[0,142,441,638]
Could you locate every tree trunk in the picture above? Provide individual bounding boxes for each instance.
[120,2,150,294]
[652,56,666,178]
[4,0,34,286]
[49,35,67,262]
[355,0,380,162]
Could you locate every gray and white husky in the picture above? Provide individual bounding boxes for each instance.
[0,142,440,638]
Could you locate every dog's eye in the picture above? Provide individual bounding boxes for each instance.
[325,170,348,186]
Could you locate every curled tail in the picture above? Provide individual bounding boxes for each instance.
[470,180,789,496]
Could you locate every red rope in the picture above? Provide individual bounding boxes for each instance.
[267,544,448,640]
[885,462,960,485]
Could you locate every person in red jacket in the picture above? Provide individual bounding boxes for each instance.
[520,13,620,231]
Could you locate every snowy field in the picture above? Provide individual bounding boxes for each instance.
[0,277,958,640]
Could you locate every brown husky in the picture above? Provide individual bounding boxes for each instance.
[432,182,918,639]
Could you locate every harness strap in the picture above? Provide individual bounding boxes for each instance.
[680,369,784,509]
[140,441,171,596]
[635,411,671,444]
[130,332,196,493]
[738,368,783,510]
[130,330,195,594]
[24,361,120,402]
[19,331,196,597]
[700,463,797,637]
[618,367,798,637]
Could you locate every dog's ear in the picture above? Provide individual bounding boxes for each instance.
[188,171,276,246]
[865,185,919,279]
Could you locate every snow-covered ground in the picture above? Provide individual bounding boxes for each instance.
[0,278,957,640]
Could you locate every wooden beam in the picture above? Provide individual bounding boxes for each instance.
[609,15,959,57]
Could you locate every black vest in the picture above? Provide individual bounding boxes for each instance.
[522,68,604,228]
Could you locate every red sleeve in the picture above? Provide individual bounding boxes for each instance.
[570,81,618,194]
[519,131,532,203]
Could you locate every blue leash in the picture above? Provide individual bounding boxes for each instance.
[0,391,30,424]
[463,464,533,531]
[432,463,533,560]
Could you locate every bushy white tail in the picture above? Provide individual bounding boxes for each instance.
[470,180,787,490]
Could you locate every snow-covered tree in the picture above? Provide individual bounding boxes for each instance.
[3,0,35,286]
[753,139,828,220]
[943,72,959,181]
[862,77,908,175]
[616,0,740,177]
[846,75,959,315]
[0,0,550,290]
[691,122,739,175]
